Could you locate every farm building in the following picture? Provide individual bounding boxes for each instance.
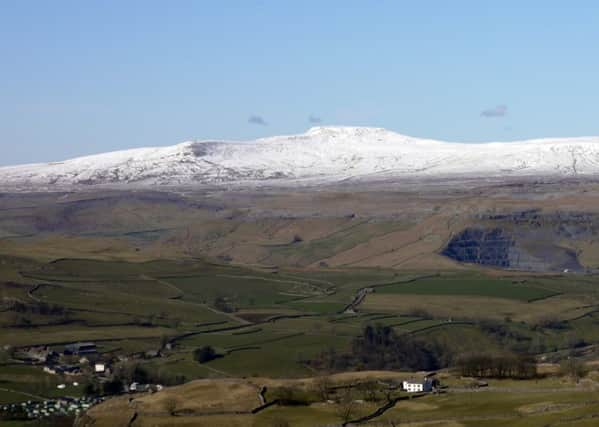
[402,377,435,393]
[15,346,57,364]
[144,350,161,359]
[129,383,163,393]
[43,365,80,375]
[64,342,97,355]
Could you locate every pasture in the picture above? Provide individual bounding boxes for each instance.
[3,256,599,404]
[80,372,599,427]
[361,293,590,323]
[375,274,559,302]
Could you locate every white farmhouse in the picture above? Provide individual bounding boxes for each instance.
[402,377,434,393]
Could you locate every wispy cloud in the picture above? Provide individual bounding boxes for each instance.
[248,114,268,126]
[308,114,322,124]
[481,105,508,118]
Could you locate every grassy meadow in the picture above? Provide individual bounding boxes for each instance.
[2,253,599,426]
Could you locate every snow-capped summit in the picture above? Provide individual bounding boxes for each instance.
[2,126,599,190]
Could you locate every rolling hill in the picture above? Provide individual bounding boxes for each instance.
[2,127,599,190]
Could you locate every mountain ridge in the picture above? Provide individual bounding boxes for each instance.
[2,126,599,189]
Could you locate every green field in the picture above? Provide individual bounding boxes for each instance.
[2,255,599,405]
[376,274,559,302]
[0,365,82,403]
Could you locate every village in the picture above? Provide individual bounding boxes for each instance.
[1,340,444,422]
[14,341,166,385]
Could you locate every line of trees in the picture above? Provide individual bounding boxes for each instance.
[457,353,537,379]
[7,300,65,316]
[309,324,543,379]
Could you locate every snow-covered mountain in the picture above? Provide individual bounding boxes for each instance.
[3,126,599,189]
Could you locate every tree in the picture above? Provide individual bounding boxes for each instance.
[102,378,124,395]
[349,324,442,371]
[83,381,99,396]
[132,364,150,383]
[358,379,379,402]
[313,374,332,401]
[560,358,587,383]
[335,388,357,424]
[193,346,218,363]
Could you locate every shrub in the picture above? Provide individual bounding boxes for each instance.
[213,296,236,313]
[193,346,219,363]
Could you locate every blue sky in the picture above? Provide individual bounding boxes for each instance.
[1,1,599,165]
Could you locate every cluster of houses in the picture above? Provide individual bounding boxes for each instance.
[1,341,171,422]
[13,345,59,364]
[36,342,105,378]
[48,343,166,392]
[0,396,104,419]
[15,341,165,384]
[16,342,98,364]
